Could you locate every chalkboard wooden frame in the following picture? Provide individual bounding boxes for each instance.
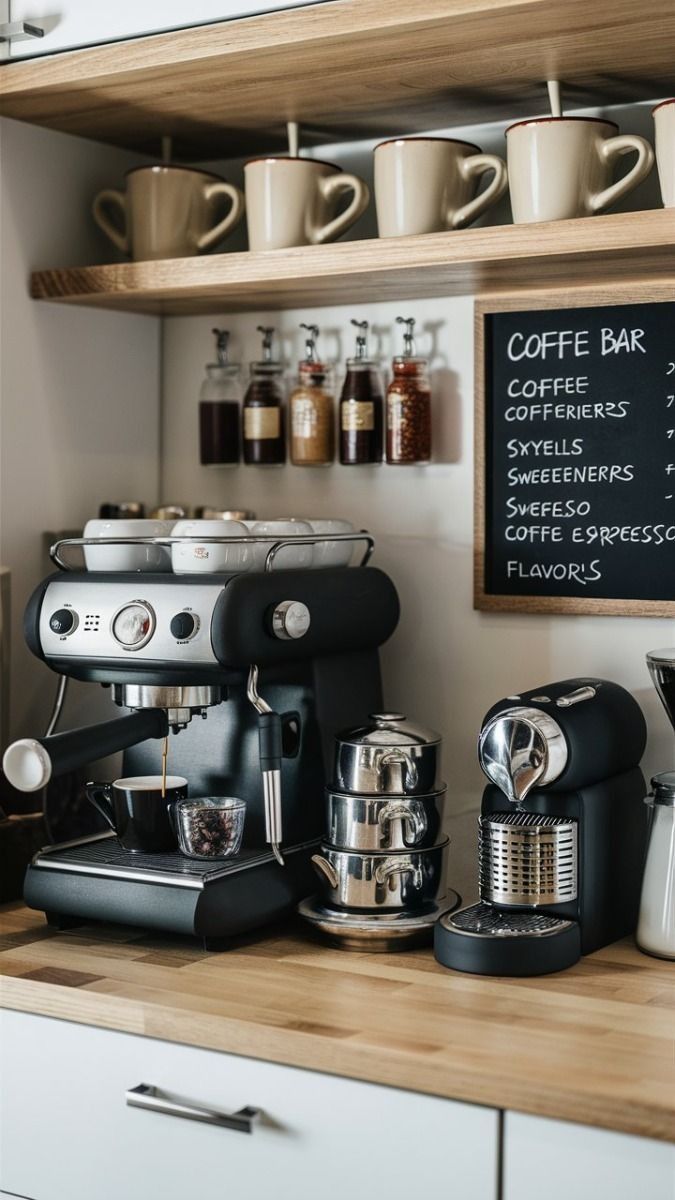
[475,282,675,617]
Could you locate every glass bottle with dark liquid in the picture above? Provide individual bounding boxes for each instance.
[242,325,286,466]
[339,319,384,465]
[199,328,242,467]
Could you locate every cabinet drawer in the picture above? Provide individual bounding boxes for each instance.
[0,1010,499,1200]
[504,1112,675,1200]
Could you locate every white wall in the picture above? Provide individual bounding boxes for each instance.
[161,101,674,822]
[0,118,161,743]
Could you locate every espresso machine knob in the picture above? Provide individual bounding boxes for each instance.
[271,600,311,640]
[169,612,199,640]
[111,601,156,649]
[49,608,78,636]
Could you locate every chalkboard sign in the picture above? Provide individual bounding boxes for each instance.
[475,288,675,616]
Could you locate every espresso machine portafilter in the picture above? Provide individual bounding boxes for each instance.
[435,678,648,976]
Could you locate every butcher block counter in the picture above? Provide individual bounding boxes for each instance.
[1,902,673,1145]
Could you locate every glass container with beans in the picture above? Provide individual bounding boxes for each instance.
[199,328,242,467]
[289,323,335,466]
[242,325,286,466]
[174,796,246,859]
[386,316,432,465]
[339,319,384,466]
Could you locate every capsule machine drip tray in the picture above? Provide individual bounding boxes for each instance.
[434,902,581,976]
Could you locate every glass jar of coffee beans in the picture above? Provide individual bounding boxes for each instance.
[386,316,431,465]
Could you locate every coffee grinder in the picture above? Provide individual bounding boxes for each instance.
[435,678,648,975]
[3,531,399,946]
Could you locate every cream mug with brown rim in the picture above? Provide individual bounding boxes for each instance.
[374,137,508,236]
[93,165,245,260]
[506,117,654,224]
[653,99,675,207]
[245,157,370,251]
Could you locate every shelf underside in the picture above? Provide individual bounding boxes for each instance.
[1,0,674,159]
[30,210,675,316]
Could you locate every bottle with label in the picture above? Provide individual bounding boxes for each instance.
[386,316,431,465]
[339,319,384,465]
[242,325,286,466]
[199,328,242,467]
[289,323,335,467]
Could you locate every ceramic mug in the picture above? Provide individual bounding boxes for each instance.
[374,137,508,236]
[250,519,314,570]
[506,117,654,223]
[83,519,175,572]
[245,157,370,251]
[171,519,252,574]
[653,99,675,207]
[93,165,245,260]
[86,775,187,853]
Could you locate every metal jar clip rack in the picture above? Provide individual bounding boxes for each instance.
[300,714,458,951]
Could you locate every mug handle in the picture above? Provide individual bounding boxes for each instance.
[85,781,116,831]
[314,173,370,245]
[197,181,245,252]
[591,134,654,214]
[451,153,509,230]
[92,189,129,253]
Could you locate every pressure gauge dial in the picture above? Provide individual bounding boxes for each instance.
[111,601,156,650]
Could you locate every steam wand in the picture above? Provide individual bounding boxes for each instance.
[247,665,284,866]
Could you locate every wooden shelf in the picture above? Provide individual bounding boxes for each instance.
[29,210,675,316]
[1,0,674,159]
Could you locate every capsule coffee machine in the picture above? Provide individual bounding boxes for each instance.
[3,532,399,945]
[435,678,648,975]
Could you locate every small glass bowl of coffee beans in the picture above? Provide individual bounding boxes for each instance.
[174,797,246,859]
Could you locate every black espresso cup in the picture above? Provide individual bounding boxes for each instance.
[85,775,188,853]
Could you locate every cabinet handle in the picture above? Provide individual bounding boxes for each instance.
[126,1083,261,1134]
[0,21,45,42]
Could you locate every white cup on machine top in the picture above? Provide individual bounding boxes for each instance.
[83,519,175,572]
[250,519,314,571]
[171,519,252,574]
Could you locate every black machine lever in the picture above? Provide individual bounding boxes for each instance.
[2,709,169,793]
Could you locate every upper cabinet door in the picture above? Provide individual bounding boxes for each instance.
[6,0,323,57]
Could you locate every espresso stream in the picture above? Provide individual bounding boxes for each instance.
[161,736,169,798]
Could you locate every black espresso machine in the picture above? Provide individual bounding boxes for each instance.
[435,677,648,975]
[3,532,399,946]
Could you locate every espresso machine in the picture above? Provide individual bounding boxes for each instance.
[3,533,399,946]
[435,678,648,975]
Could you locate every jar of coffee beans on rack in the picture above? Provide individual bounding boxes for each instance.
[289,323,335,466]
[339,319,384,466]
[199,328,242,467]
[242,325,286,466]
[386,316,431,465]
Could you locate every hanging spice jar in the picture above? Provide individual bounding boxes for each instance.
[386,316,431,465]
[339,319,384,466]
[199,328,242,467]
[289,323,335,466]
[242,325,286,466]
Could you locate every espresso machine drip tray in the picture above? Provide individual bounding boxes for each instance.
[434,902,581,976]
[24,834,319,948]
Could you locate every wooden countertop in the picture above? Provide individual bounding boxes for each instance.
[1,903,673,1143]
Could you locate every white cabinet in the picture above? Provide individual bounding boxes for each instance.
[7,0,326,57]
[0,1010,500,1200]
[503,1112,675,1200]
